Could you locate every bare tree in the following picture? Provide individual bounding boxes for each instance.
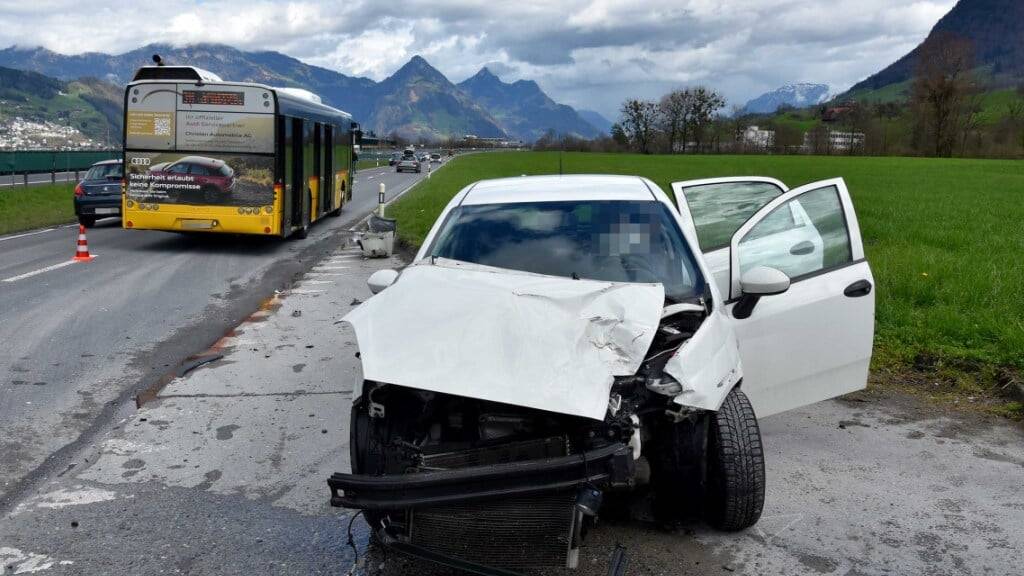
[658,89,693,153]
[910,32,979,157]
[687,86,726,153]
[619,98,659,154]
[610,123,629,147]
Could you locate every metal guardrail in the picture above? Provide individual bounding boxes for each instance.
[0,150,121,175]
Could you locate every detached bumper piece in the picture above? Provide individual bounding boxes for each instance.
[328,443,634,573]
[328,443,633,509]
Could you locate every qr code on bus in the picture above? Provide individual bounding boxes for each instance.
[154,116,171,136]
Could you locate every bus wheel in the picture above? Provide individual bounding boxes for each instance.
[293,223,309,239]
[328,205,342,218]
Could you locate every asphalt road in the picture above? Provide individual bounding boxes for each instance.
[0,162,431,509]
[0,248,1019,576]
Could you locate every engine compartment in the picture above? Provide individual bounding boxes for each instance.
[340,306,708,570]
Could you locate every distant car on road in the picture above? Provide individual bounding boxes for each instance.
[74,159,123,228]
[419,154,429,163]
[396,157,421,173]
[388,153,399,166]
[430,153,441,163]
[147,156,235,203]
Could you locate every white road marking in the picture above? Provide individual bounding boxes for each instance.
[300,280,334,285]
[289,289,326,295]
[0,227,56,242]
[0,546,64,573]
[306,272,348,277]
[13,486,121,515]
[314,266,351,271]
[2,258,90,283]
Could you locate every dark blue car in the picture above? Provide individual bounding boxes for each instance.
[73,159,123,227]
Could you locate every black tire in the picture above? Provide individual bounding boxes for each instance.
[201,185,220,204]
[78,216,96,228]
[704,387,765,531]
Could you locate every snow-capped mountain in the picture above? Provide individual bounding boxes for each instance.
[742,83,831,114]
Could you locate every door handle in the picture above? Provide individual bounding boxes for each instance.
[790,240,814,255]
[844,279,872,297]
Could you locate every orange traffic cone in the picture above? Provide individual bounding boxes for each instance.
[73,224,95,261]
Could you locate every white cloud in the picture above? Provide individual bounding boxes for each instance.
[0,0,955,117]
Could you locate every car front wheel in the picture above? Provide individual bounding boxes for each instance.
[78,216,96,228]
[704,386,765,531]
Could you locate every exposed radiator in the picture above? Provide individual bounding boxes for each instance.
[411,437,577,568]
[410,491,577,569]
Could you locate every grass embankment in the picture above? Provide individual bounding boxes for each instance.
[390,152,1024,416]
[0,182,77,235]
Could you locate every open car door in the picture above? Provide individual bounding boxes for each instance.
[725,178,874,418]
[670,177,788,296]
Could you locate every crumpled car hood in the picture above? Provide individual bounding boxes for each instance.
[344,259,664,420]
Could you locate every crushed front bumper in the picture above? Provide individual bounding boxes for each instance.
[328,443,633,510]
[329,443,634,574]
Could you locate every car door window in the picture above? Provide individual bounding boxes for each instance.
[189,164,210,176]
[168,163,189,174]
[679,181,786,251]
[737,184,851,280]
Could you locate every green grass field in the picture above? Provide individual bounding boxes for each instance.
[0,182,77,235]
[390,152,1024,410]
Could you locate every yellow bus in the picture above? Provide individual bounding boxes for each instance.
[122,64,357,238]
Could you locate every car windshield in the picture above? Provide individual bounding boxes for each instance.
[85,164,122,180]
[428,200,705,302]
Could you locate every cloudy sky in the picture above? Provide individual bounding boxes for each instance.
[0,0,955,118]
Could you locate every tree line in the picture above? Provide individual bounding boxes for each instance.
[535,32,1024,159]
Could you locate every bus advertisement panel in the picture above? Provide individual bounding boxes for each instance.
[126,152,274,207]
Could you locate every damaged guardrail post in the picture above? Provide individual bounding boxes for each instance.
[358,182,396,258]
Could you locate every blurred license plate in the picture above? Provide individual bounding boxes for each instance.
[95,208,118,214]
[180,219,214,230]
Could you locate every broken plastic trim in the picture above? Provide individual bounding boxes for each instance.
[328,443,633,509]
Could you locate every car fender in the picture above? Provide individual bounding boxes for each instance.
[663,306,743,412]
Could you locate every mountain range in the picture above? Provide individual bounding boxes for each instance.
[0,43,602,142]
[742,83,831,115]
[848,0,1024,94]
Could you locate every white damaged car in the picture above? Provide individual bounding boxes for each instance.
[329,175,874,573]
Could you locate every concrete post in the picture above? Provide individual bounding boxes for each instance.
[377,182,386,217]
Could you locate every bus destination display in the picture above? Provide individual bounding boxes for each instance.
[182,90,245,106]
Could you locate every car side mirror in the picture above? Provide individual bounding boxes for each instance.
[733,266,790,319]
[740,266,791,296]
[367,269,399,294]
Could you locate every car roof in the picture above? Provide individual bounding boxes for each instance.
[92,159,122,166]
[461,174,658,205]
[175,156,224,167]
